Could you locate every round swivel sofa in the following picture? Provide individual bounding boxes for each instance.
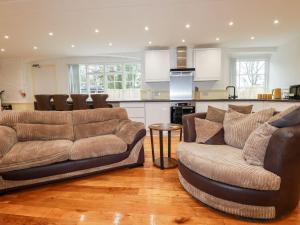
[177,112,300,220]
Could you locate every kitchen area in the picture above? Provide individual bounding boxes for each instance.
[110,46,300,129]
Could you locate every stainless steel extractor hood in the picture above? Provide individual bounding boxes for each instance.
[170,46,195,72]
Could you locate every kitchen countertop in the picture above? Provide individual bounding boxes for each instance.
[108,98,300,103]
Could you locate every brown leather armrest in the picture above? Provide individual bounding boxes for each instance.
[182,113,206,142]
[264,125,300,215]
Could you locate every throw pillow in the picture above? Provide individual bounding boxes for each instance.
[223,108,275,149]
[195,118,225,144]
[205,106,226,123]
[243,123,278,166]
[228,104,253,114]
[268,105,300,128]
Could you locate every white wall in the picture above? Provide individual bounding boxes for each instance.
[0,58,32,103]
[269,37,300,90]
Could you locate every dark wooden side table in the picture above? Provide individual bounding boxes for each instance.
[149,123,183,170]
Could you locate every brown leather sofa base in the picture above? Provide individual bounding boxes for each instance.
[178,161,298,219]
[1,147,144,195]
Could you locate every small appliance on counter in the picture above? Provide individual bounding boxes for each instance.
[289,85,300,99]
[272,88,282,99]
[170,102,195,124]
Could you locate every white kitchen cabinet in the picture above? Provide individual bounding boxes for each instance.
[194,48,221,81]
[120,102,145,123]
[145,102,170,128]
[144,50,170,82]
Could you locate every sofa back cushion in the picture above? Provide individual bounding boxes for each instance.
[72,108,128,140]
[0,111,74,141]
[268,105,300,128]
[228,104,253,114]
[223,108,275,149]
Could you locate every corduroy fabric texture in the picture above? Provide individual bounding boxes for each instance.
[228,104,253,114]
[0,111,74,141]
[205,106,226,123]
[0,126,17,158]
[0,140,72,173]
[178,173,276,219]
[243,123,278,166]
[223,108,275,149]
[70,135,127,160]
[0,138,144,191]
[176,142,281,191]
[194,118,223,143]
[115,120,145,144]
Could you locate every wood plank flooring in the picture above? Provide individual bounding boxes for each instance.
[0,136,299,225]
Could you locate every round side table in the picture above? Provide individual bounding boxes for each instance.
[149,123,183,170]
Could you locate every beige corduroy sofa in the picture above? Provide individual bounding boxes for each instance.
[0,108,146,193]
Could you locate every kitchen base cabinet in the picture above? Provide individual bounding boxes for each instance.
[119,102,145,124]
[145,102,171,129]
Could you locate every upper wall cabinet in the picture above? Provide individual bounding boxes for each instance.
[145,50,170,82]
[193,48,221,81]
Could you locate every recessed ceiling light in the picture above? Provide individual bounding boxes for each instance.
[182,39,186,43]
[0,48,5,52]
[108,42,112,46]
[148,41,152,45]
[250,36,255,40]
[71,44,75,48]
[273,19,280,24]
[4,35,9,39]
[48,32,54,36]
[216,37,220,41]
[33,46,38,50]
[228,21,234,26]
[144,26,149,31]
[94,28,99,33]
[185,24,191,29]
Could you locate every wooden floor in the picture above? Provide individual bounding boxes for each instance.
[0,136,299,225]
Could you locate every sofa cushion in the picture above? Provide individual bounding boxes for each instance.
[0,111,74,141]
[243,123,278,166]
[115,120,145,144]
[0,140,72,172]
[223,108,275,149]
[228,104,253,114]
[176,142,281,191]
[0,126,17,158]
[72,108,128,140]
[205,106,226,123]
[195,118,224,144]
[268,105,300,128]
[70,134,127,160]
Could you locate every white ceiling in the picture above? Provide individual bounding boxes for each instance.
[0,0,300,59]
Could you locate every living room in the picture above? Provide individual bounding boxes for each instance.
[0,0,300,224]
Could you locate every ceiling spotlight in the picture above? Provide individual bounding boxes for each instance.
[228,21,234,26]
[216,37,220,41]
[185,24,191,29]
[33,46,38,50]
[144,26,149,31]
[148,41,152,45]
[108,42,112,46]
[273,19,279,24]
[0,48,5,52]
[71,44,75,48]
[94,28,99,33]
[250,36,255,40]
[4,35,9,39]
[182,39,186,43]
[48,32,54,36]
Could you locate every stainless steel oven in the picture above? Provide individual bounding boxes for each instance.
[170,102,195,124]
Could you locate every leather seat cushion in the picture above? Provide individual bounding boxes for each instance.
[70,134,127,160]
[176,142,281,191]
[0,140,72,173]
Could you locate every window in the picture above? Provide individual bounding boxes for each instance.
[231,57,269,98]
[70,62,141,94]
